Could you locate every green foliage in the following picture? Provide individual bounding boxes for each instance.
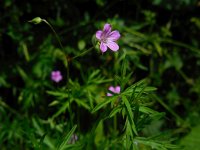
[0,0,200,149]
[57,125,77,150]
[180,125,200,150]
[152,0,198,9]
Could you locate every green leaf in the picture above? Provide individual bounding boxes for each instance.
[48,100,59,106]
[0,75,10,88]
[122,95,138,135]
[191,17,200,29]
[75,99,90,110]
[121,58,128,77]
[108,106,122,118]
[123,79,157,96]
[52,101,70,119]
[46,90,69,99]
[57,125,77,150]
[180,125,200,150]
[16,66,29,83]
[32,118,55,149]
[135,137,180,150]
[125,86,157,95]
[139,106,160,114]
[35,133,47,149]
[92,96,118,113]
[94,121,104,146]
[124,121,135,148]
[20,42,30,62]
[153,41,162,56]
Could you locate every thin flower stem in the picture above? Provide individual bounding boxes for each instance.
[41,19,73,126]
[152,94,186,126]
[114,115,117,131]
[42,19,70,86]
[72,46,94,60]
[177,69,194,85]
[42,19,64,50]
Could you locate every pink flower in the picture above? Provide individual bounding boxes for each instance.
[96,23,120,53]
[107,86,121,96]
[51,70,63,83]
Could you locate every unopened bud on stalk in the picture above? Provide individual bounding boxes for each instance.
[28,17,43,24]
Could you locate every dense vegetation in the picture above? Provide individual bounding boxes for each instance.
[0,0,200,149]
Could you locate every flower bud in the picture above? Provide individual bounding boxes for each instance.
[28,17,42,24]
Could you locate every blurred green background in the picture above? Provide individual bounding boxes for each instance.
[0,0,200,149]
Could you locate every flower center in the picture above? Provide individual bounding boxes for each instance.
[101,34,108,43]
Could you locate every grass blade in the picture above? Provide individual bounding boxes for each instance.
[57,125,77,150]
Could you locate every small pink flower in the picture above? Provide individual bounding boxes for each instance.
[107,86,121,96]
[51,70,63,83]
[96,23,120,53]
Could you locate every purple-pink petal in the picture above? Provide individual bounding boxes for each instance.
[108,31,120,41]
[107,86,115,96]
[107,85,121,96]
[103,23,112,34]
[109,86,115,92]
[95,23,120,53]
[115,86,121,93]
[51,71,63,83]
[107,93,113,96]
[106,41,119,51]
[100,42,107,53]
[96,30,102,40]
